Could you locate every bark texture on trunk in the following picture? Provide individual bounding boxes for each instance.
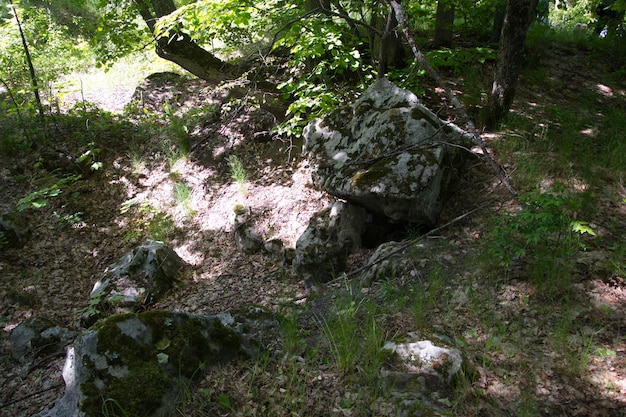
[483,0,538,129]
[373,7,405,76]
[490,0,507,43]
[433,1,455,48]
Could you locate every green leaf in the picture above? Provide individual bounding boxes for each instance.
[156,337,171,351]
[217,393,232,409]
[570,221,595,236]
[156,352,169,364]
[339,398,354,409]
[595,347,616,357]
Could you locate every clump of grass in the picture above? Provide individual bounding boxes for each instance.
[172,181,195,218]
[227,155,248,195]
[316,288,389,381]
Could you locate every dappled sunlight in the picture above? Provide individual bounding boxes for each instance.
[586,279,626,314]
[595,83,614,97]
[55,51,180,113]
[580,126,600,138]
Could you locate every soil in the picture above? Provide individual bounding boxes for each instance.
[1,41,625,417]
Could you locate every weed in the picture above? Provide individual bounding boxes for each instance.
[0,232,8,250]
[316,289,389,382]
[101,397,136,417]
[17,174,81,212]
[409,266,448,325]
[485,185,594,297]
[172,181,195,217]
[75,142,103,172]
[227,155,248,195]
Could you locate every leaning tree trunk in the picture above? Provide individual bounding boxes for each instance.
[482,0,538,129]
[134,0,237,83]
[433,0,455,48]
[133,0,286,119]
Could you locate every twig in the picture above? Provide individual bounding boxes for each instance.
[0,383,64,409]
[387,0,518,197]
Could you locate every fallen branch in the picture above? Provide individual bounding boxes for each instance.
[387,0,518,197]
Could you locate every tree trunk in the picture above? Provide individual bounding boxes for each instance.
[491,0,507,43]
[373,6,405,77]
[433,1,455,48]
[134,0,237,83]
[133,0,285,120]
[9,0,46,131]
[482,0,538,129]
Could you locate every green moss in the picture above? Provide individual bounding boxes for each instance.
[79,311,247,416]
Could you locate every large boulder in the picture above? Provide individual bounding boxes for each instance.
[34,308,271,417]
[359,241,417,285]
[81,241,186,326]
[303,78,468,225]
[294,201,367,282]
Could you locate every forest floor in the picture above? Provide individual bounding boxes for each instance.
[1,39,625,417]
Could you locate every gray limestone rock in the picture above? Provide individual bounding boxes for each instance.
[294,201,367,282]
[9,316,77,362]
[81,241,186,327]
[381,333,471,416]
[303,78,468,225]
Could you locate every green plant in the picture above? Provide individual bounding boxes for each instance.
[227,155,248,194]
[76,142,103,172]
[172,181,195,218]
[53,211,84,228]
[424,47,496,74]
[316,290,388,380]
[409,266,448,325]
[0,231,8,250]
[17,174,81,212]
[101,397,137,417]
[486,185,595,297]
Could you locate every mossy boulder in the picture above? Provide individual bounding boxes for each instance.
[34,309,268,417]
[381,333,475,417]
[303,78,468,226]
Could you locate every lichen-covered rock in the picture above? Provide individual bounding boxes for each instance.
[381,333,470,416]
[34,309,267,417]
[81,241,186,327]
[360,241,419,285]
[232,210,265,254]
[9,316,77,362]
[294,201,367,282]
[303,78,468,225]
[0,211,31,249]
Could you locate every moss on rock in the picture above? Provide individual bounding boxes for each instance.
[77,310,255,417]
